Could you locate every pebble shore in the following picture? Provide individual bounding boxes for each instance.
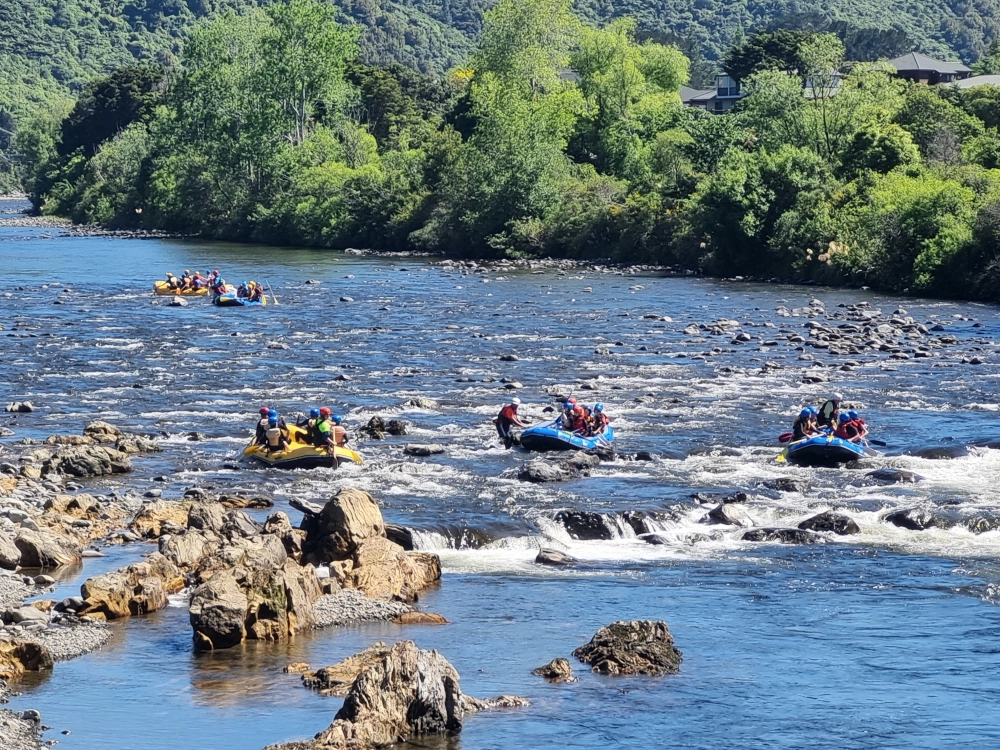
[312,590,411,628]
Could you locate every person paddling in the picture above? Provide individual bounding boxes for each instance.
[254,406,271,445]
[834,412,862,443]
[791,408,819,441]
[496,397,528,449]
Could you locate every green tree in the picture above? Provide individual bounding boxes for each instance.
[839,122,920,176]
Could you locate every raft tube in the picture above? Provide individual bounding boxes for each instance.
[153,280,208,296]
[214,292,267,307]
[785,434,868,466]
[519,420,614,452]
[243,426,361,469]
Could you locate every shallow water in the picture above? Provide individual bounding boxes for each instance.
[3,202,1000,749]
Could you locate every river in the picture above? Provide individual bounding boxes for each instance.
[3,202,1000,749]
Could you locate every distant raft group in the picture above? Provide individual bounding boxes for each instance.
[153,270,271,306]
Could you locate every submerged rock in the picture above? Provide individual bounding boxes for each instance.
[4,402,34,413]
[865,469,924,484]
[573,620,682,676]
[884,508,952,531]
[519,452,599,483]
[394,611,449,625]
[403,444,445,457]
[762,478,810,493]
[797,511,861,535]
[911,445,980,460]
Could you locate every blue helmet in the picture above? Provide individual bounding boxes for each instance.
[268,409,277,418]
[310,408,320,418]
[268,417,278,426]
[799,408,811,419]
[594,403,604,412]
[838,412,850,423]
[807,405,818,415]
[332,414,343,424]
[564,401,573,409]
[848,410,859,420]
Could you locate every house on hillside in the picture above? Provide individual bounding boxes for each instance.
[887,52,972,84]
[681,74,743,113]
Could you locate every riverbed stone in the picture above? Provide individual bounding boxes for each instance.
[554,510,611,540]
[41,446,131,477]
[884,508,952,531]
[403,444,445,457]
[129,500,191,539]
[865,469,924,484]
[797,511,861,535]
[0,532,20,570]
[573,620,682,676]
[742,527,827,544]
[531,657,576,682]
[0,640,53,679]
[79,553,184,619]
[703,503,754,527]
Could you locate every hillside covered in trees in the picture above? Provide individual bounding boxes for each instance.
[1,0,998,126]
[20,0,1000,303]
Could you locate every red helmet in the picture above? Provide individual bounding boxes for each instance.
[259,407,269,415]
[567,397,577,405]
[319,407,332,416]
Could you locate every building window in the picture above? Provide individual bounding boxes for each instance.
[717,75,740,97]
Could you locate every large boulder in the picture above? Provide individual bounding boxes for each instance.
[531,658,576,682]
[340,537,441,602]
[303,489,386,564]
[865,469,924,484]
[884,508,951,531]
[130,501,191,539]
[518,453,599,483]
[798,511,861,535]
[313,641,463,748]
[41,446,132,477]
[0,640,54,680]
[15,528,82,568]
[114,434,161,454]
[535,548,577,566]
[573,620,682,676]
[0,531,20,570]
[189,560,321,650]
[193,534,288,583]
[79,553,184,620]
[189,570,249,650]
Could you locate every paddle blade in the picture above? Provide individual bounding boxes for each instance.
[778,432,793,443]
[776,449,787,463]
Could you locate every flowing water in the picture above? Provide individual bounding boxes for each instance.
[3,200,1000,749]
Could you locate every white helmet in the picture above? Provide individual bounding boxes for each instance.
[511,397,521,405]
[832,393,844,402]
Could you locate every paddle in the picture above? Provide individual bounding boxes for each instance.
[868,438,887,447]
[266,280,280,305]
[778,431,793,443]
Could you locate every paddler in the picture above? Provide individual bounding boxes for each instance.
[255,406,271,445]
[331,414,348,447]
[315,407,336,451]
[297,408,321,443]
[264,415,290,453]
[165,272,181,290]
[180,269,193,289]
[248,281,264,303]
[791,408,819,441]
[495,397,528,449]
[834,412,862,443]
[816,393,843,430]
[589,403,609,435]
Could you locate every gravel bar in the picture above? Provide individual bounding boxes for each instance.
[312,590,411,628]
[0,709,42,750]
[17,622,112,661]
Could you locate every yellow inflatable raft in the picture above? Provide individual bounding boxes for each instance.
[153,280,208,296]
[243,425,362,469]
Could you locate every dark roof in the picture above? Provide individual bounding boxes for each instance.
[680,85,713,103]
[954,74,1000,89]
[887,52,971,74]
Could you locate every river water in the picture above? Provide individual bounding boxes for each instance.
[3,202,1000,749]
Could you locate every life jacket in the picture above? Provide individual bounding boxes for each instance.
[266,426,283,448]
[593,412,609,430]
[834,422,859,441]
[316,418,332,444]
[570,406,587,431]
[498,405,518,424]
[333,425,347,446]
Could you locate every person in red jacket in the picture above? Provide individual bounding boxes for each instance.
[834,412,861,443]
[496,397,528,449]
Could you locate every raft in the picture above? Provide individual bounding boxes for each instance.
[153,280,208,296]
[214,292,267,307]
[784,434,869,466]
[519,420,614,452]
[243,426,361,469]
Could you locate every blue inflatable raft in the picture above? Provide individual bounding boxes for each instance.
[784,434,868,466]
[213,293,267,307]
[519,420,614,452]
